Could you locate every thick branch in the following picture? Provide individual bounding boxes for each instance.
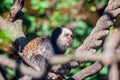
[103,29,120,80]
[0,55,45,78]
[71,0,120,79]
[0,0,120,79]
[6,0,24,22]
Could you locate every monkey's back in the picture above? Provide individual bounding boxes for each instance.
[23,37,54,70]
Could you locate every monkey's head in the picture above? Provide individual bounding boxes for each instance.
[51,27,73,53]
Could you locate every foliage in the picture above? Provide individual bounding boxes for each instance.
[0,0,108,79]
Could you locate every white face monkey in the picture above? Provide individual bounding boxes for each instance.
[23,27,73,70]
[51,27,73,53]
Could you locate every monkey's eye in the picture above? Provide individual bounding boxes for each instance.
[64,34,73,38]
[64,34,69,37]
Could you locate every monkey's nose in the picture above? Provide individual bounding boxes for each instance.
[68,35,73,40]
[67,38,72,44]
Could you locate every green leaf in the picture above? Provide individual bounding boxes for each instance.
[31,0,40,10]
[40,1,50,8]
[96,48,102,54]
[90,6,96,12]
[101,0,107,5]
[94,0,101,4]
[110,26,114,33]
[70,67,80,75]
[85,75,97,80]
[74,20,88,36]
[43,22,50,30]
[74,20,87,28]
[22,7,27,13]
[27,15,37,33]
[75,28,85,35]
[42,22,52,36]
[86,0,92,3]
[27,15,35,21]
[36,31,42,36]
[0,30,12,42]
[94,0,107,5]
[5,68,15,76]
[39,9,45,14]
[100,66,108,75]
[4,0,13,8]
[65,48,72,54]
[1,53,8,58]
[85,62,92,67]
[0,0,12,13]
[50,11,68,26]
[72,38,80,48]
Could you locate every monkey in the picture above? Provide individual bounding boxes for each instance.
[22,27,73,71]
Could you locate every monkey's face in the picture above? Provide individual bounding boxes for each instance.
[56,28,73,51]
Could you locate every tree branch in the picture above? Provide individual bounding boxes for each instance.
[0,0,120,79]
[71,0,120,79]
[103,29,120,80]
[6,0,24,22]
[0,55,45,79]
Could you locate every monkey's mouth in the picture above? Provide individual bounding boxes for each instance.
[66,39,72,46]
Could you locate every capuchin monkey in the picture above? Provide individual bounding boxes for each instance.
[22,27,73,71]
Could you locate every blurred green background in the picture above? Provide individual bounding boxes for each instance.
[0,0,114,80]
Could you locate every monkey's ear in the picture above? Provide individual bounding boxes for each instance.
[51,27,62,41]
